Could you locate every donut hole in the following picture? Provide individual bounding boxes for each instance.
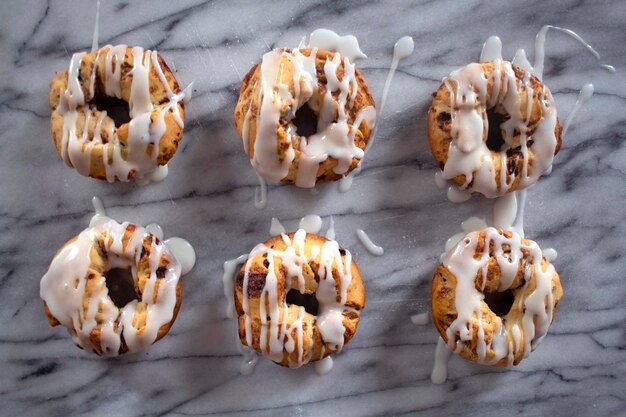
[292,104,319,137]
[286,289,319,316]
[483,289,514,317]
[486,110,508,152]
[93,96,131,127]
[105,268,137,307]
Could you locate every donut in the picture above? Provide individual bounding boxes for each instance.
[49,45,185,182]
[40,220,183,356]
[234,229,366,367]
[428,60,562,198]
[234,48,376,188]
[431,227,563,365]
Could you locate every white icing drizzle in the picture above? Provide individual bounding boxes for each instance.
[240,229,357,368]
[307,28,367,62]
[314,356,334,375]
[89,196,111,227]
[431,337,452,384]
[338,164,361,193]
[223,254,249,319]
[91,0,100,52]
[269,217,286,236]
[443,216,487,257]
[544,248,558,262]
[480,36,502,62]
[562,84,594,138]
[299,214,323,234]
[40,220,182,355]
[163,237,196,275]
[254,174,267,209]
[441,227,558,365]
[493,189,526,236]
[340,36,413,193]
[145,223,164,240]
[356,229,384,256]
[239,345,260,375]
[379,36,414,114]
[410,312,430,325]
[55,45,185,182]
[245,30,376,188]
[325,216,336,241]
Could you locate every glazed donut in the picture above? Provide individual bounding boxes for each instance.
[234,48,376,188]
[49,45,185,182]
[428,60,562,198]
[40,220,183,356]
[234,229,366,367]
[431,227,563,365]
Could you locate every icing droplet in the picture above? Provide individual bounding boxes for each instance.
[164,237,196,275]
[356,229,384,256]
[325,216,336,241]
[89,196,112,227]
[480,36,502,62]
[269,217,286,236]
[314,356,334,375]
[299,215,323,234]
[543,248,558,262]
[254,175,267,209]
[562,84,594,138]
[223,254,249,319]
[307,29,367,62]
[431,337,452,384]
[145,223,164,240]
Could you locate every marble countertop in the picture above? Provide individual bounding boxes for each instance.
[1,0,624,415]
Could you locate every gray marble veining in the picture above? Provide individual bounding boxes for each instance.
[1,0,625,416]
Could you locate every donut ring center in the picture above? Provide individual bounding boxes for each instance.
[292,103,319,138]
[286,288,320,316]
[105,267,137,307]
[485,109,508,152]
[92,96,130,128]
[483,288,514,317]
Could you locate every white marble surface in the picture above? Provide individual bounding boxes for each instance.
[1,0,625,415]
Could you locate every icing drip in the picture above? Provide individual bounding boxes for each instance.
[340,36,413,193]
[223,254,249,319]
[562,84,594,137]
[89,196,111,227]
[543,248,558,262]
[55,45,186,183]
[314,356,334,375]
[493,189,526,236]
[480,36,502,62]
[163,237,196,275]
[410,312,430,325]
[269,217,286,236]
[356,229,384,256]
[307,28,367,62]
[247,31,376,188]
[40,220,182,355]
[91,0,100,52]
[431,337,452,384]
[240,229,356,368]
[254,175,267,209]
[238,344,260,375]
[441,228,558,365]
[379,36,414,114]
[299,214,323,234]
[325,216,336,241]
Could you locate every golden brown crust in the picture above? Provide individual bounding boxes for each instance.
[427,61,562,192]
[234,232,366,366]
[431,229,563,366]
[49,46,185,181]
[234,48,375,185]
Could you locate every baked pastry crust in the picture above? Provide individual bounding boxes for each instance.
[49,45,185,181]
[234,48,375,187]
[431,228,563,366]
[428,61,562,197]
[235,231,366,367]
